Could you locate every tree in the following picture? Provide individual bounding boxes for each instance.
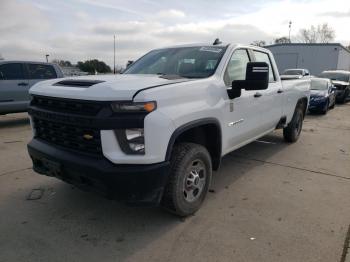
[274,37,291,44]
[77,59,112,74]
[251,40,266,47]
[52,59,72,67]
[299,23,335,43]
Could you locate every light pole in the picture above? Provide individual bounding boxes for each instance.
[288,21,292,43]
[113,35,116,74]
[45,54,49,63]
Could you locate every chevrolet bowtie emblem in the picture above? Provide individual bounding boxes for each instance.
[83,134,94,140]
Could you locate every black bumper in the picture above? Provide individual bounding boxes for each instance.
[27,139,170,206]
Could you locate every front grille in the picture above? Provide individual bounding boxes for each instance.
[33,118,102,155]
[31,96,104,115]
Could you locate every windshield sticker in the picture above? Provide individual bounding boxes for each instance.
[199,47,223,53]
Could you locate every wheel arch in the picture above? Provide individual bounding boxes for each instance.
[296,96,308,118]
[165,118,222,170]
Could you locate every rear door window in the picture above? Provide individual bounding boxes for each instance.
[27,64,57,79]
[252,51,276,82]
[0,63,25,80]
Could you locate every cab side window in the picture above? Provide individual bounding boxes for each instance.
[224,49,250,86]
[27,64,57,79]
[0,63,25,80]
[252,51,275,82]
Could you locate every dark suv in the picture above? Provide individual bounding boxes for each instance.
[319,70,350,103]
[0,61,64,114]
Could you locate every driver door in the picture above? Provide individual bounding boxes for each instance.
[221,49,266,154]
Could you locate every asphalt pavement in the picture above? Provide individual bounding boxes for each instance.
[0,104,349,262]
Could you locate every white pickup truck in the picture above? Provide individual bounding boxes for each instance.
[27,42,310,216]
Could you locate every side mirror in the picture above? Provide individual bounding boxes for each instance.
[227,62,269,99]
[331,86,337,92]
[126,60,134,68]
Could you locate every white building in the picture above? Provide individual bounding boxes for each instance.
[265,43,350,76]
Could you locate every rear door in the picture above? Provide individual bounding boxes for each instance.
[0,62,29,103]
[251,50,283,131]
[26,63,58,91]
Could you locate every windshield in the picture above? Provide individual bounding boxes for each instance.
[311,79,328,90]
[124,46,227,78]
[283,69,303,75]
[319,72,350,82]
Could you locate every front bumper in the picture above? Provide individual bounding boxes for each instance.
[27,139,170,206]
[336,90,345,98]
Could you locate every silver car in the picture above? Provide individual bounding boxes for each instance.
[0,61,64,114]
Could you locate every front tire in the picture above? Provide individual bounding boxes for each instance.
[283,107,304,143]
[321,99,329,114]
[161,143,212,217]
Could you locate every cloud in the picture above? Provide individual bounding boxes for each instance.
[76,0,144,16]
[156,9,186,19]
[319,10,350,18]
[0,0,50,35]
[1,0,349,68]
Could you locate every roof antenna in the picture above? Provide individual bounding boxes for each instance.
[213,38,222,45]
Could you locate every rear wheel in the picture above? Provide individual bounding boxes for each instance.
[283,106,304,143]
[161,143,212,217]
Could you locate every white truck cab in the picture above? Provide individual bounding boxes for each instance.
[27,41,310,216]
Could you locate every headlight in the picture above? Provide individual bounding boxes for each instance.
[115,128,145,155]
[111,101,156,113]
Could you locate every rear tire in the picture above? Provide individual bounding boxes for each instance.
[161,143,212,217]
[283,106,304,143]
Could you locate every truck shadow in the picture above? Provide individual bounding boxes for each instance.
[3,131,291,261]
[0,114,29,128]
[211,131,288,194]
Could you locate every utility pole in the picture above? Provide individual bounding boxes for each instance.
[288,21,292,43]
[45,54,49,63]
[113,35,116,74]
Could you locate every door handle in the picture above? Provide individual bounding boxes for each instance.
[254,92,262,98]
[277,89,283,94]
[18,82,28,86]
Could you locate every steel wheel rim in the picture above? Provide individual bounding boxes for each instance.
[183,159,206,203]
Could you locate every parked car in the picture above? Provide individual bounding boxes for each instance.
[319,70,350,103]
[280,68,311,80]
[308,78,336,114]
[0,61,64,114]
[27,42,310,216]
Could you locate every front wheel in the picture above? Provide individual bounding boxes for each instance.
[161,143,212,217]
[321,99,329,114]
[283,107,304,143]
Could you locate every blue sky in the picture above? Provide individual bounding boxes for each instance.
[0,0,349,68]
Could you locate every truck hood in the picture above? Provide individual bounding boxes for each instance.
[29,74,192,101]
